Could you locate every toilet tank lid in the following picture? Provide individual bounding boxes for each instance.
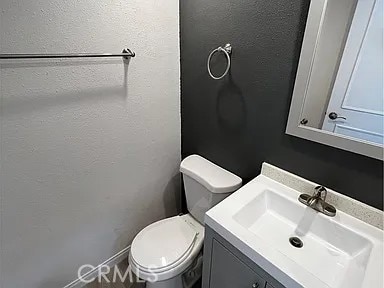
[180,155,242,193]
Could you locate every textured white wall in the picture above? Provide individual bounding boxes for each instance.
[0,1,180,287]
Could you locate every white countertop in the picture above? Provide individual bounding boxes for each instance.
[205,175,384,288]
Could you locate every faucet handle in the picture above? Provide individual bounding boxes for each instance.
[315,185,326,191]
[314,185,327,200]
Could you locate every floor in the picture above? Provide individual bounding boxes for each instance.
[85,258,201,288]
[84,259,141,288]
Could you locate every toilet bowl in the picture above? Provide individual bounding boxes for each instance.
[129,214,204,288]
[129,155,242,288]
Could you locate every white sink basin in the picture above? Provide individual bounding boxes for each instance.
[205,175,383,288]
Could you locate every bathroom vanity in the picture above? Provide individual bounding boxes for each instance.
[201,164,384,288]
[202,226,284,288]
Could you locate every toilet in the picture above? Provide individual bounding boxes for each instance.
[129,155,242,288]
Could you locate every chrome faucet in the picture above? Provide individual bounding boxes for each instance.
[298,186,336,217]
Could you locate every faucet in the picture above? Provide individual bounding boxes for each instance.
[298,186,336,217]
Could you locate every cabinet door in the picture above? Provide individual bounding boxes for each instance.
[210,239,266,288]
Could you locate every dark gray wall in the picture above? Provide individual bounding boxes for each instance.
[180,0,383,210]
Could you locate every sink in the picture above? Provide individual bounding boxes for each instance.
[205,175,383,288]
[233,189,373,288]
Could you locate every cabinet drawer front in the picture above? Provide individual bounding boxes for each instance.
[210,239,266,288]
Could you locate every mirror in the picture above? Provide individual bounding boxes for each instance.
[286,0,383,160]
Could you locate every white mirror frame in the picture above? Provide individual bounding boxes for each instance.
[286,0,383,160]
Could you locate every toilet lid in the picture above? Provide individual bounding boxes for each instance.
[131,216,198,270]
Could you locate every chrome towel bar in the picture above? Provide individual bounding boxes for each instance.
[0,48,135,60]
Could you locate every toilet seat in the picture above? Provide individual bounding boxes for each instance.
[130,237,196,273]
[129,214,204,282]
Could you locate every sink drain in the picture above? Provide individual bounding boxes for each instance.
[289,236,303,248]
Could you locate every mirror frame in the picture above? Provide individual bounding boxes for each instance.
[286,0,383,160]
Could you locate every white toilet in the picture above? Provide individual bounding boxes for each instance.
[129,155,242,288]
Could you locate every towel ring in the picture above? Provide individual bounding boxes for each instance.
[207,43,232,80]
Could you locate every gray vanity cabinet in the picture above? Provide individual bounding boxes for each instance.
[210,239,266,288]
[202,226,285,288]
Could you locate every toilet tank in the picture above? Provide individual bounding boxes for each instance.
[180,155,242,225]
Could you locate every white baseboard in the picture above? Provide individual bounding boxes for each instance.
[63,246,131,288]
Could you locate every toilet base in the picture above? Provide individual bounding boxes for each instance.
[146,274,182,288]
[143,253,203,288]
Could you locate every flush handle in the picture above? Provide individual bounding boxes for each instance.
[252,283,260,288]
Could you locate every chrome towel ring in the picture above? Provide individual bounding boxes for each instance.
[207,43,232,80]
